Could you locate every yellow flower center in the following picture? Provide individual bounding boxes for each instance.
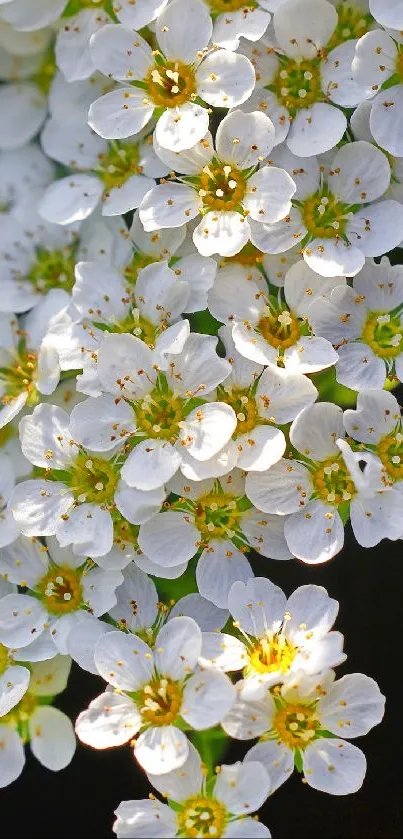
[224,242,264,267]
[326,3,372,51]
[112,516,140,557]
[96,142,143,191]
[312,456,355,505]
[361,311,403,359]
[248,635,297,676]
[69,452,119,505]
[258,309,301,349]
[37,565,83,615]
[194,492,241,541]
[272,57,323,115]
[219,388,258,436]
[23,246,76,295]
[123,252,160,286]
[145,61,196,108]
[1,692,38,733]
[0,346,39,408]
[273,702,320,749]
[0,642,9,676]
[135,387,184,442]
[378,432,403,481]
[197,163,246,213]
[140,677,182,726]
[301,192,349,240]
[177,796,227,839]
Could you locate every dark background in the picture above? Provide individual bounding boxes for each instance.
[2,525,402,839]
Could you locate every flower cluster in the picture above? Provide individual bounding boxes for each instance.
[0,0,400,835]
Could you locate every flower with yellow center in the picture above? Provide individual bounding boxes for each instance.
[231,670,385,796]
[76,618,235,774]
[353,27,403,156]
[344,389,403,486]
[89,0,255,153]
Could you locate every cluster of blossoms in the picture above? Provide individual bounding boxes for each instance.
[0,0,401,835]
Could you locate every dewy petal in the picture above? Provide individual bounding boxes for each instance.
[243,166,296,223]
[193,211,250,258]
[319,673,385,738]
[38,175,103,225]
[290,402,344,460]
[75,691,141,748]
[303,739,366,795]
[214,760,271,815]
[180,402,237,461]
[196,541,253,609]
[181,669,235,730]
[215,110,275,170]
[228,576,287,638]
[113,799,176,839]
[94,630,154,691]
[88,88,154,141]
[154,616,202,681]
[90,24,153,81]
[156,0,212,63]
[0,726,25,788]
[329,141,391,205]
[140,182,200,232]
[213,7,270,51]
[274,0,337,59]
[196,51,256,109]
[134,724,189,774]
[246,459,312,515]
[29,706,76,771]
[121,440,181,491]
[155,102,209,153]
[146,740,203,802]
[287,103,346,158]
[138,511,200,567]
[285,500,344,563]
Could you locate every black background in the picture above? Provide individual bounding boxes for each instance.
[2,524,402,839]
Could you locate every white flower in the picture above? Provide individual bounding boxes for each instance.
[0,453,18,548]
[138,469,292,607]
[343,389,403,495]
[0,37,57,150]
[369,0,403,29]
[10,402,165,557]
[246,401,403,562]
[225,669,385,795]
[209,258,340,370]
[0,631,30,717]
[38,126,162,224]
[353,27,403,157]
[204,0,271,51]
[200,577,346,692]
[140,111,296,257]
[251,141,403,277]
[0,295,66,430]
[68,331,236,490]
[113,743,272,838]
[0,535,122,652]
[239,0,373,156]
[0,655,76,788]
[309,257,403,390]
[76,617,236,774]
[89,0,255,152]
[0,142,54,211]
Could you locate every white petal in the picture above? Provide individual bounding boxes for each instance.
[215,110,275,169]
[256,365,318,424]
[199,632,248,672]
[225,818,272,838]
[246,459,312,515]
[245,739,293,793]
[140,182,200,232]
[236,426,286,472]
[39,175,103,225]
[303,739,366,795]
[196,541,253,608]
[228,576,287,638]
[70,395,135,452]
[88,88,154,141]
[323,41,374,108]
[97,332,155,400]
[290,402,344,459]
[121,440,181,491]
[10,479,73,538]
[0,84,46,150]
[180,402,237,461]
[329,141,390,204]
[29,706,76,771]
[287,103,346,157]
[346,200,403,258]
[90,24,153,80]
[274,0,337,59]
[146,740,203,802]
[0,726,24,788]
[56,503,113,558]
[102,174,155,217]
[214,760,271,815]
[249,209,307,254]
[134,724,189,774]
[169,593,228,631]
[222,681,274,740]
[55,8,110,82]
[182,669,235,729]
[156,0,212,63]
[76,691,141,748]
[94,630,153,691]
[113,799,176,839]
[196,51,256,109]
[0,664,30,716]
[343,390,400,445]
[243,166,296,223]
[115,481,165,526]
[285,584,339,643]
[155,102,209,153]
[242,508,293,560]
[0,593,47,648]
[29,655,72,696]
[213,7,270,51]
[285,501,344,563]
[109,564,158,634]
[193,211,250,258]
[370,0,403,29]
[370,85,403,157]
[319,673,385,738]
[19,404,72,468]
[336,343,386,391]
[138,511,199,566]
[154,616,202,680]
